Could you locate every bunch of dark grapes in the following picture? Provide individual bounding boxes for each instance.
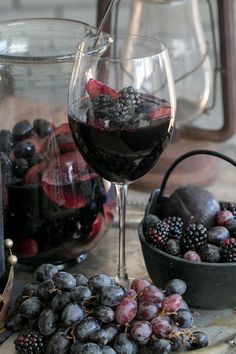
[7,264,209,354]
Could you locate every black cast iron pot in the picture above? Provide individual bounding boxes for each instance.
[139,149,236,310]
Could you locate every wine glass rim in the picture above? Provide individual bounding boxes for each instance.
[77,34,168,60]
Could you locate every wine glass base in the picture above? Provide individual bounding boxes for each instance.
[115,274,130,290]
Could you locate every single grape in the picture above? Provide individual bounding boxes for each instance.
[19,296,43,319]
[14,294,27,312]
[161,294,182,313]
[183,251,201,262]
[75,317,101,341]
[98,285,125,307]
[1,151,12,175]
[131,278,151,294]
[199,243,221,263]
[143,214,161,231]
[53,272,76,291]
[164,239,181,256]
[208,226,230,246]
[13,157,28,177]
[151,317,171,338]
[115,297,138,325]
[12,119,32,141]
[21,282,40,297]
[100,345,117,354]
[73,274,88,287]
[146,338,172,354]
[189,331,209,349]
[168,326,183,352]
[136,302,159,321]
[47,331,71,354]
[88,274,114,292]
[70,341,84,354]
[71,286,92,303]
[13,140,35,158]
[38,308,58,336]
[162,315,171,323]
[113,333,138,354]
[139,285,164,304]
[0,129,12,154]
[62,302,85,326]
[225,218,236,234]
[179,299,189,311]
[130,320,152,345]
[216,210,234,226]
[172,309,193,328]
[164,279,187,296]
[90,328,109,346]
[6,313,27,331]
[33,118,52,138]
[35,263,58,282]
[95,305,115,324]
[103,324,120,343]
[124,289,137,298]
[37,279,55,302]
[169,337,182,352]
[51,291,72,312]
[79,342,103,354]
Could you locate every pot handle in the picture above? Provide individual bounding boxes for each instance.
[157,149,236,202]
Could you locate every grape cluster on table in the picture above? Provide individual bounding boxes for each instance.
[7,264,209,354]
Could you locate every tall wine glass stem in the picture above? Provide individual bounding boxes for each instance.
[115,183,129,288]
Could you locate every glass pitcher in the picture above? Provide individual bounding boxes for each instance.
[0,19,115,268]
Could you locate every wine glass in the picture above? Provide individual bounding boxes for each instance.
[68,34,176,288]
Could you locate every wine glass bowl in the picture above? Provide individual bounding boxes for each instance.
[68,34,176,286]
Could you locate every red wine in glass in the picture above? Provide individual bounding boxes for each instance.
[68,95,173,184]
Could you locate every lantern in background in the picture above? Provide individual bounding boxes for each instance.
[127,0,213,126]
[97,0,236,191]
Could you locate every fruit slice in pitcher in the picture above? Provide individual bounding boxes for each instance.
[44,123,77,157]
[87,212,103,241]
[24,160,47,186]
[56,134,77,153]
[25,134,48,154]
[41,151,97,208]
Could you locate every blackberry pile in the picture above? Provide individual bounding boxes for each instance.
[8,264,208,354]
[143,200,236,263]
[90,85,162,129]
